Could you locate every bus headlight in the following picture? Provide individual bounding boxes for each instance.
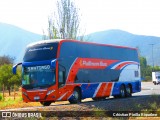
[22,92,28,96]
[47,90,55,95]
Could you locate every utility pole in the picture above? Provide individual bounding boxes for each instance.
[149,44,155,71]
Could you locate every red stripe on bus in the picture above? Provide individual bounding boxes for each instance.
[105,82,113,96]
[95,83,107,97]
[115,62,138,70]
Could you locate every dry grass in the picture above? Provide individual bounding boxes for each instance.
[0,91,41,110]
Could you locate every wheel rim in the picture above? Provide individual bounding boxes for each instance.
[120,87,125,97]
[73,91,79,100]
[127,87,130,94]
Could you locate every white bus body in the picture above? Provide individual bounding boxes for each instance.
[152,72,160,85]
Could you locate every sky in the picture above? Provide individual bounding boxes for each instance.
[0,0,160,36]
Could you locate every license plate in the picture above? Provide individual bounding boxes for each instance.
[34,96,40,100]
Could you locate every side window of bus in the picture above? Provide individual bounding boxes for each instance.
[58,65,66,88]
[134,70,139,77]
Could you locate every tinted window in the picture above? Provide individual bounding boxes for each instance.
[59,42,77,58]
[75,69,113,83]
[110,47,137,61]
[77,43,138,62]
[23,43,58,62]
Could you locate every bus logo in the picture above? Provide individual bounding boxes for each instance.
[50,47,53,50]
[80,59,108,67]
[2,112,11,117]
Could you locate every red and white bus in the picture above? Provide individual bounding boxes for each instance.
[13,39,141,106]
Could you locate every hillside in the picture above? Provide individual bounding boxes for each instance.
[0,23,160,65]
[0,23,42,62]
[86,29,160,66]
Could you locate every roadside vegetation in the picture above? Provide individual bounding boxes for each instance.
[140,57,160,81]
[145,94,160,111]
[0,54,40,109]
[0,91,40,110]
[136,94,160,111]
[0,56,21,97]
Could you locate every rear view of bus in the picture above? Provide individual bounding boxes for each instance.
[13,39,141,106]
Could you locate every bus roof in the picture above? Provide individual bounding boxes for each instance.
[27,39,62,47]
[27,39,137,50]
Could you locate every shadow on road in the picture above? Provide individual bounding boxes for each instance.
[49,94,160,112]
[80,95,160,111]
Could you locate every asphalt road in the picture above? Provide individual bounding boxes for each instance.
[133,82,160,96]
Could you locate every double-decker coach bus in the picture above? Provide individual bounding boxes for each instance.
[13,39,141,106]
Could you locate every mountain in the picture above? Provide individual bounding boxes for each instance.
[0,23,160,66]
[85,29,160,66]
[0,22,42,62]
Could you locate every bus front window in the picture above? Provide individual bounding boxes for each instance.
[22,65,55,89]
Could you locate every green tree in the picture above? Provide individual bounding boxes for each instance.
[153,66,160,72]
[140,57,147,78]
[140,56,160,81]
[0,64,21,96]
[145,65,152,77]
[48,0,84,40]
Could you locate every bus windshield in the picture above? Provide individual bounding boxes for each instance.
[22,65,55,89]
[156,76,160,80]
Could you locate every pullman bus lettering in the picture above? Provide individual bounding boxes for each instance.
[13,39,141,106]
[82,61,107,67]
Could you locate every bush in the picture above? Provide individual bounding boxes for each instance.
[0,93,3,101]
[144,76,152,82]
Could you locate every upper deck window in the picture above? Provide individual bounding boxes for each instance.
[23,43,58,62]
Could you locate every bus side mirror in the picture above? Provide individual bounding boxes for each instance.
[12,63,22,74]
[51,59,57,69]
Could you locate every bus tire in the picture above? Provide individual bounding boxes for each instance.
[126,85,132,97]
[40,101,52,106]
[119,85,126,98]
[69,88,81,104]
[92,97,106,101]
[114,95,119,98]
[92,98,99,101]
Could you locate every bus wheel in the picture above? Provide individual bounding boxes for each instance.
[92,97,100,101]
[92,97,106,101]
[69,88,81,104]
[119,85,126,98]
[114,95,119,98]
[126,85,132,97]
[40,101,52,106]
